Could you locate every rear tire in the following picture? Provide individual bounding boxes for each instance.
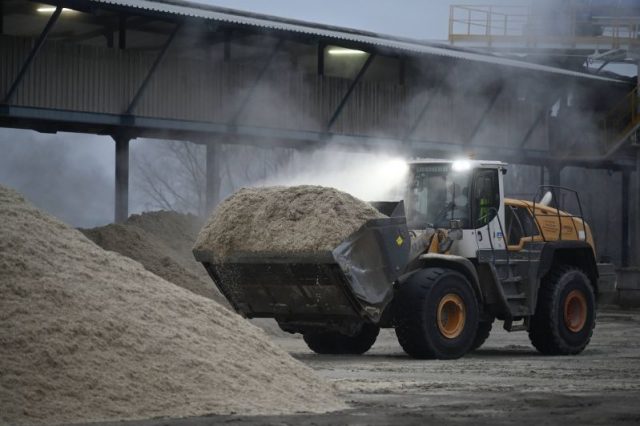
[303,323,379,355]
[394,268,479,359]
[471,318,494,351]
[528,265,596,355]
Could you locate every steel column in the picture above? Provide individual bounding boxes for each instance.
[622,170,630,267]
[2,6,61,105]
[230,39,283,126]
[118,15,127,49]
[126,23,181,114]
[105,29,114,48]
[206,142,221,213]
[114,136,130,223]
[317,42,325,76]
[547,165,562,186]
[327,53,376,131]
[224,30,231,61]
[636,151,640,266]
[0,1,4,36]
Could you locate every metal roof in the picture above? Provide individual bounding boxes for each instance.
[90,0,626,84]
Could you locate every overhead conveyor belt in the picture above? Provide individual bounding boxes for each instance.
[87,0,626,84]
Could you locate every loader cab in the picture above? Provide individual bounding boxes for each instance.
[405,160,506,257]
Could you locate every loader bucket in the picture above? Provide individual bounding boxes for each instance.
[193,216,410,326]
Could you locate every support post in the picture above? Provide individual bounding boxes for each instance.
[105,30,114,48]
[547,164,562,186]
[2,6,61,105]
[635,60,640,266]
[317,42,325,76]
[223,30,231,62]
[206,142,221,213]
[119,15,127,50]
[114,136,130,223]
[327,53,375,131]
[622,170,631,267]
[636,151,640,266]
[126,23,181,114]
[0,1,4,36]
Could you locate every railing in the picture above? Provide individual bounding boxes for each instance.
[449,4,640,48]
[531,186,586,243]
[602,86,640,155]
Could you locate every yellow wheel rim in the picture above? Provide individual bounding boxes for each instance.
[437,293,466,339]
[564,289,587,333]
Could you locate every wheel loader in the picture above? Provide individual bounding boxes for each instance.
[193,159,616,359]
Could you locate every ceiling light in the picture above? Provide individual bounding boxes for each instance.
[37,6,74,13]
[327,47,367,56]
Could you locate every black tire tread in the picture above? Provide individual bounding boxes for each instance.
[394,268,445,359]
[528,265,596,355]
[303,324,379,355]
[394,267,478,359]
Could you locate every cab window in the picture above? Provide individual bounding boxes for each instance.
[472,169,500,228]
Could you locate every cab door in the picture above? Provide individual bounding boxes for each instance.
[471,168,506,252]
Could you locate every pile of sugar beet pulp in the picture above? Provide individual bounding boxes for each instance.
[0,184,348,426]
[193,185,385,260]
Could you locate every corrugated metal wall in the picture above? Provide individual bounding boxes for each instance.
[0,34,547,148]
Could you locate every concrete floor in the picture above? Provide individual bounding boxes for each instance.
[93,309,640,426]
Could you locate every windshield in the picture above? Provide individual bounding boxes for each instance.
[405,164,472,229]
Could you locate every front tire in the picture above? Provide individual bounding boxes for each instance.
[303,323,379,355]
[528,265,596,355]
[394,268,479,359]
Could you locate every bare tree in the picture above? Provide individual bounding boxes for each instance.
[135,140,207,216]
[133,139,294,217]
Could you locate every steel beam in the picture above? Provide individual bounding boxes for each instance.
[622,170,630,266]
[118,14,127,49]
[327,53,376,131]
[126,23,181,114]
[206,142,221,213]
[466,84,503,145]
[224,30,231,61]
[2,6,61,105]
[230,39,283,126]
[317,42,325,76]
[114,136,130,223]
[636,151,640,266]
[105,29,114,48]
[547,164,562,186]
[63,16,165,44]
[1,104,637,171]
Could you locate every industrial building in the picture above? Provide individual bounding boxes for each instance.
[1,0,638,300]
